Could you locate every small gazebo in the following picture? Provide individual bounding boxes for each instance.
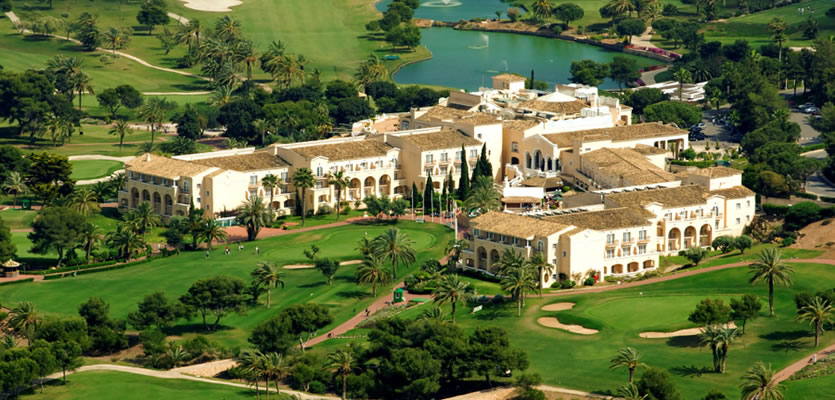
[3,259,21,278]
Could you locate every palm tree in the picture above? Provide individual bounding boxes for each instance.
[739,362,784,400]
[201,218,228,250]
[672,67,692,101]
[209,85,235,108]
[106,222,143,261]
[292,168,314,226]
[421,306,447,321]
[74,72,94,111]
[8,302,40,345]
[768,17,788,61]
[444,238,469,268]
[328,171,350,221]
[176,18,202,52]
[238,349,266,400]
[356,254,391,297]
[108,120,133,152]
[129,201,161,244]
[250,262,285,308]
[253,118,270,147]
[795,296,833,347]
[237,195,270,241]
[607,0,634,17]
[92,181,112,202]
[328,348,355,400]
[263,352,288,398]
[215,16,242,41]
[261,174,279,219]
[609,347,644,383]
[528,252,554,298]
[355,236,373,257]
[717,325,740,373]
[748,248,794,316]
[493,248,527,275]
[532,0,555,20]
[102,26,128,53]
[80,223,102,264]
[500,264,537,316]
[433,274,474,324]
[109,172,126,194]
[616,383,646,400]
[700,324,723,372]
[2,171,29,208]
[136,142,156,155]
[466,176,501,213]
[238,40,259,80]
[354,54,387,92]
[137,97,176,144]
[166,344,188,367]
[371,227,416,279]
[70,188,101,216]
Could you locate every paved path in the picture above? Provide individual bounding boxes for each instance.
[42,364,338,400]
[631,27,659,50]
[167,12,189,25]
[773,343,835,384]
[143,91,212,95]
[641,67,669,85]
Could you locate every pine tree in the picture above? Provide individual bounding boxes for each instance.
[457,145,470,200]
[294,187,302,216]
[423,176,434,214]
[411,182,421,208]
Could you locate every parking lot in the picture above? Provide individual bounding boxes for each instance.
[689,107,821,152]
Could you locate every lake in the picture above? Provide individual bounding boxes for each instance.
[376,0,517,22]
[393,28,657,91]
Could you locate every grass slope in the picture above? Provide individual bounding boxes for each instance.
[21,371,272,400]
[69,160,124,181]
[0,220,452,347]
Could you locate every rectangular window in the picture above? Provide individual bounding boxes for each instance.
[639,230,647,240]
[455,151,461,160]
[487,232,494,240]
[511,142,518,152]
[638,245,646,255]
[736,218,741,224]
[205,190,210,196]
[736,203,741,209]
[623,247,631,256]
[280,172,288,182]
[470,149,477,159]
[623,232,631,242]
[441,153,448,162]
[316,181,324,189]
[562,251,567,257]
[473,229,480,237]
[425,154,433,163]
[440,166,448,175]
[425,168,433,176]
[607,234,615,244]
[747,200,751,207]
[250,175,257,185]
[606,249,614,259]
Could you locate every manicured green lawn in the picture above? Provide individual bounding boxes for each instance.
[0,221,453,347]
[21,371,271,400]
[69,160,124,181]
[374,261,835,399]
[273,209,367,230]
[0,208,37,230]
[783,374,835,399]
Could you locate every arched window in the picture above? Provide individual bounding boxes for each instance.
[316,166,324,176]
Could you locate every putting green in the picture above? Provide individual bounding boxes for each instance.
[69,160,124,181]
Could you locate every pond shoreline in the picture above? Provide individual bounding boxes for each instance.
[413,18,674,64]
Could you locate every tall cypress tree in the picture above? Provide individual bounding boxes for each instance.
[457,145,470,200]
[294,187,302,216]
[411,182,421,207]
[477,143,493,179]
[423,175,434,214]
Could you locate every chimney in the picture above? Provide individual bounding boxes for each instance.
[145,153,151,162]
[273,146,278,156]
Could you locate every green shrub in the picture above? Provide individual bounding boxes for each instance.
[583,277,595,286]
[0,278,34,286]
[820,196,835,204]
[792,192,818,200]
[560,280,576,289]
[762,203,789,217]
[785,201,822,231]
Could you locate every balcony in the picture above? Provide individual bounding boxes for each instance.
[605,241,618,247]
[622,238,635,245]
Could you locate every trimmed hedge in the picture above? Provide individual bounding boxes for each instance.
[762,203,789,217]
[458,267,502,283]
[820,196,835,204]
[43,257,157,280]
[28,260,120,275]
[0,278,34,286]
[670,160,716,168]
[792,192,819,200]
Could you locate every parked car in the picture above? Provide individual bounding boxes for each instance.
[691,122,706,130]
[689,131,706,140]
[805,106,820,114]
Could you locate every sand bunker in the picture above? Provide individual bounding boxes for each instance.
[283,260,363,269]
[541,302,576,312]
[537,317,599,335]
[179,0,242,12]
[640,322,737,339]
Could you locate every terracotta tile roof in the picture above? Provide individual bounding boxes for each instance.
[520,176,563,188]
[606,185,710,209]
[398,129,482,151]
[493,73,526,82]
[583,148,674,186]
[544,208,651,230]
[517,99,588,115]
[126,154,213,179]
[710,186,755,199]
[502,119,540,131]
[191,152,290,171]
[501,196,542,203]
[289,139,395,161]
[633,144,668,155]
[685,166,743,178]
[471,211,571,239]
[543,123,686,148]
[417,106,501,126]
